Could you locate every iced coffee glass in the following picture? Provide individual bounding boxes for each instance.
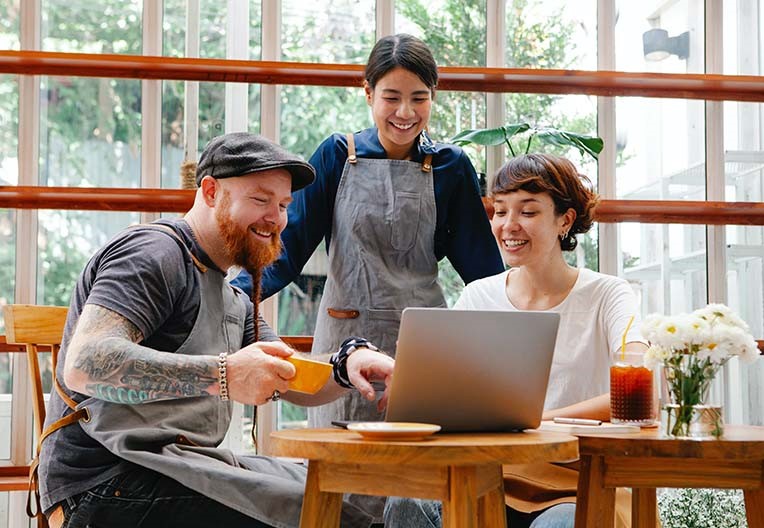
[610,350,655,426]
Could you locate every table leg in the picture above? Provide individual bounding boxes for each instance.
[299,461,343,528]
[442,466,479,528]
[744,487,764,528]
[575,455,616,528]
[632,488,657,528]
[477,482,507,528]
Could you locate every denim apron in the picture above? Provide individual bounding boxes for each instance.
[308,133,445,429]
[73,225,372,528]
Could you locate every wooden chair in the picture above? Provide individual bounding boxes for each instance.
[3,304,68,528]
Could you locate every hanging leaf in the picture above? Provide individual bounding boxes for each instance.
[451,127,509,146]
[535,129,604,160]
[451,123,603,161]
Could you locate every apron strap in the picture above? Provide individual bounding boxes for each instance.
[126,223,208,272]
[27,376,91,520]
[346,133,357,164]
[347,132,433,172]
[421,154,433,173]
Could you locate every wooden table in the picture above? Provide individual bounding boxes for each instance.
[574,424,764,528]
[271,428,578,528]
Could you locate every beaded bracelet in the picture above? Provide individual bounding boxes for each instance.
[218,352,229,401]
[329,336,379,389]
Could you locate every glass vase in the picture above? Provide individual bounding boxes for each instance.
[660,354,724,439]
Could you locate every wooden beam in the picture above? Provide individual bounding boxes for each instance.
[3,187,764,226]
[1,50,764,102]
[0,186,194,213]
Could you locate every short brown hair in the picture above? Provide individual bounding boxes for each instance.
[491,153,600,251]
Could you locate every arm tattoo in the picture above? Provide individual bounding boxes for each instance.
[72,305,218,404]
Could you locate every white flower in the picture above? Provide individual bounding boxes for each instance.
[738,333,760,364]
[647,314,694,350]
[643,303,758,368]
[640,313,664,344]
[643,344,669,369]
[694,303,750,332]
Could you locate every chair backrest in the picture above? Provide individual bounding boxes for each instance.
[3,304,68,438]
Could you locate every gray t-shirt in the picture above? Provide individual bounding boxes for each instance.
[39,218,278,512]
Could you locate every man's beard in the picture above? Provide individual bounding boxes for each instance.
[215,190,282,274]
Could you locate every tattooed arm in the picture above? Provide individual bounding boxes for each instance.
[63,304,221,404]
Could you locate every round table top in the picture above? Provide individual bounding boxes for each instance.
[270,428,578,466]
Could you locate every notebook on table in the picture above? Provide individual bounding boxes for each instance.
[384,307,560,432]
[537,421,640,434]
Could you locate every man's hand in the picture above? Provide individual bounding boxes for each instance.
[226,341,296,405]
[346,348,395,412]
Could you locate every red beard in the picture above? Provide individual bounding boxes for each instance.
[215,191,282,273]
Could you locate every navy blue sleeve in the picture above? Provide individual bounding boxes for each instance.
[444,152,504,283]
[260,134,344,300]
[230,270,253,297]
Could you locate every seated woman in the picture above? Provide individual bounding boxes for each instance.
[384,153,646,528]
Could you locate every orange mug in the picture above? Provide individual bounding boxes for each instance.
[285,355,332,394]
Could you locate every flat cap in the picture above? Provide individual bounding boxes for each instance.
[196,132,315,191]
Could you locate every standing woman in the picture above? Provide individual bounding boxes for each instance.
[234,34,503,427]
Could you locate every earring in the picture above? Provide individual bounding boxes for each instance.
[560,229,569,240]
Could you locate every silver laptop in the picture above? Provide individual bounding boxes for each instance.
[384,307,560,432]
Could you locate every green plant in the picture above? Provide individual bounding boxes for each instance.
[658,488,748,528]
[451,123,604,160]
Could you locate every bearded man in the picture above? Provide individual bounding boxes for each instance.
[37,133,393,528]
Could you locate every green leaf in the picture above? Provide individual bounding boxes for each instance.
[451,123,531,146]
[451,123,602,161]
[535,129,604,160]
[451,127,509,146]
[501,123,532,140]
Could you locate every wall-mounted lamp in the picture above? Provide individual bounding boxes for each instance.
[642,28,689,61]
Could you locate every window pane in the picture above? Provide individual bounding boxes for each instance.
[0,210,15,323]
[0,336,13,460]
[506,0,596,70]
[396,0,486,66]
[37,211,139,307]
[620,222,708,316]
[163,1,229,59]
[616,97,705,200]
[42,0,142,54]
[0,76,17,188]
[161,81,229,189]
[40,77,142,188]
[616,0,703,74]
[282,0,374,64]
[0,0,19,50]
[0,76,17,326]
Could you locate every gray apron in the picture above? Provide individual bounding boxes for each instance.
[309,133,445,428]
[75,225,372,528]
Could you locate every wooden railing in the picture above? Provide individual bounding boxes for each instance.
[2,50,764,102]
[3,186,764,226]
